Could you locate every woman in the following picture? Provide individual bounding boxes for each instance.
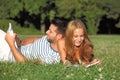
[58,19,101,67]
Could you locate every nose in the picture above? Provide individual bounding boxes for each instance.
[78,36,81,41]
[46,30,49,34]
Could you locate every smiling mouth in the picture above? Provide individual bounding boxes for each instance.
[77,41,82,44]
[75,42,82,46]
[75,43,81,46]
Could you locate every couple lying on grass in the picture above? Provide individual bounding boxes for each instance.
[0,17,101,68]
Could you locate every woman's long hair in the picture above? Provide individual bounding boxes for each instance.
[65,19,93,64]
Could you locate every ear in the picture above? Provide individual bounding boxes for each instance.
[57,34,63,40]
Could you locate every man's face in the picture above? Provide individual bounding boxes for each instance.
[46,24,58,43]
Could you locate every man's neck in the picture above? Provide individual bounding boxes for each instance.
[50,43,58,52]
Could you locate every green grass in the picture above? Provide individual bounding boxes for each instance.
[0,35,120,80]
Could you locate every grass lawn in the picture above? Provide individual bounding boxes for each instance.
[0,35,120,80]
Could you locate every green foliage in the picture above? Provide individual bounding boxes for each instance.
[0,0,120,34]
[0,19,16,31]
[116,22,120,28]
[82,0,106,34]
[95,0,120,19]
[0,19,41,35]
[95,0,120,30]
[0,35,120,80]
[0,0,23,18]
[0,0,10,19]
[21,0,46,15]
[20,0,55,23]
[55,0,83,19]
[56,0,106,34]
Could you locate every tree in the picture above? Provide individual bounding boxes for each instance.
[55,0,106,34]
[0,0,119,34]
[95,0,120,34]
[0,0,22,19]
[0,0,54,31]
[82,0,106,34]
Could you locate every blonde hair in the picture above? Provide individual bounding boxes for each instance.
[65,19,93,64]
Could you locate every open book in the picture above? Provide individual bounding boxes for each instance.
[85,60,100,68]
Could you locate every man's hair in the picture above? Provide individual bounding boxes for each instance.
[51,17,69,37]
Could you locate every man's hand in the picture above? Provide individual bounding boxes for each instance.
[5,31,28,62]
[5,31,16,47]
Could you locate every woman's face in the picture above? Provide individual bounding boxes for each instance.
[73,28,84,47]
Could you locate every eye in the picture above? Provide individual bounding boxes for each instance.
[48,29,52,33]
[73,35,84,38]
[80,35,84,37]
[73,35,78,38]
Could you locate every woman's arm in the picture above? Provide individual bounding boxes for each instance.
[57,38,66,63]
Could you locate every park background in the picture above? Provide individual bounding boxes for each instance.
[0,0,120,35]
[0,0,120,80]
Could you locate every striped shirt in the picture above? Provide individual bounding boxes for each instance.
[9,36,60,64]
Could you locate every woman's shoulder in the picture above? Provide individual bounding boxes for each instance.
[58,38,65,44]
[57,38,65,50]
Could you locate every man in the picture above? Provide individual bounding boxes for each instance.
[3,17,68,64]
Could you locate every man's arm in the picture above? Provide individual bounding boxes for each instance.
[20,38,40,46]
[15,35,40,46]
[5,31,27,62]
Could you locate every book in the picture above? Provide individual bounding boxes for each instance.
[85,60,100,68]
[8,23,18,48]
[8,23,14,36]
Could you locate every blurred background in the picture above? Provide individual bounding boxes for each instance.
[0,0,120,35]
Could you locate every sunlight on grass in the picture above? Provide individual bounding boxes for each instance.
[0,35,120,80]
